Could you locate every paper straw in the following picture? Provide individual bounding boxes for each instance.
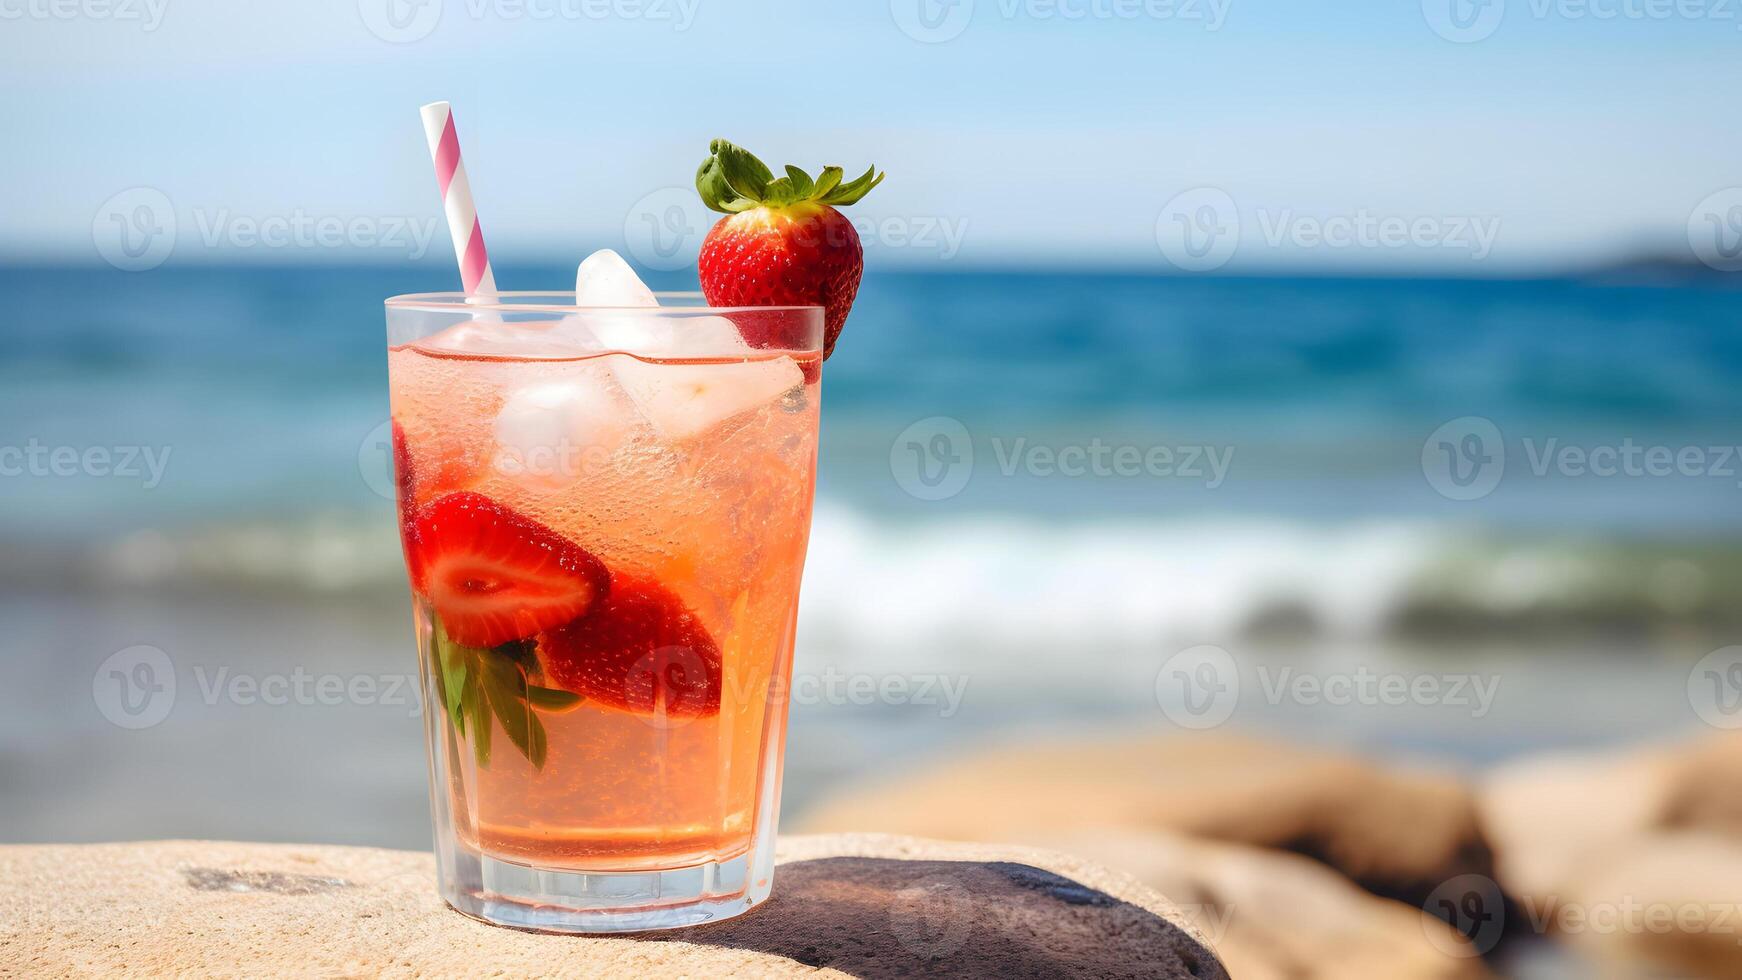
[419,101,497,296]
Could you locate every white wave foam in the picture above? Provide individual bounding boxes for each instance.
[79,501,1727,670]
[797,503,1450,663]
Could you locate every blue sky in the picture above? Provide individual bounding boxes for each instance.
[4,0,1740,274]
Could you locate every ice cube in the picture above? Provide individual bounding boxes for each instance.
[492,374,635,490]
[611,350,804,441]
[569,311,737,359]
[575,248,659,308]
[560,248,663,355]
[572,247,800,439]
[416,320,519,354]
[418,319,602,359]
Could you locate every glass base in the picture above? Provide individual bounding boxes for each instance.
[441,847,770,933]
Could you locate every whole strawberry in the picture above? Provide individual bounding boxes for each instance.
[695,139,884,360]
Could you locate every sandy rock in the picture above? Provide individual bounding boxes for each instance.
[1548,833,1742,979]
[0,834,1224,979]
[1479,734,1742,899]
[1479,746,1674,900]
[1032,830,1491,980]
[796,734,1493,906]
[1658,735,1742,838]
[1479,735,1742,978]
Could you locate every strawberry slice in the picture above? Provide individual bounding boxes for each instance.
[695,139,884,361]
[408,492,609,648]
[391,421,423,583]
[537,576,722,719]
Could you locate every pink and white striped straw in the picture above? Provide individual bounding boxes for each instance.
[418,101,497,296]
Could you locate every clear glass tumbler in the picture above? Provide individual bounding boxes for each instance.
[384,292,822,931]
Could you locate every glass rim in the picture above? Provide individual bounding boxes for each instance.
[385,290,824,316]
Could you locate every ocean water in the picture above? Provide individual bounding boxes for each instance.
[2,264,1739,634]
[0,262,1737,864]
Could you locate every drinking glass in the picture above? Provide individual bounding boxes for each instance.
[384,292,822,931]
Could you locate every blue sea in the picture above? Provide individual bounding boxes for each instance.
[3,264,1739,615]
[0,262,1738,859]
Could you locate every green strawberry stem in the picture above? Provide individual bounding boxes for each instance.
[696,139,884,214]
[429,619,581,771]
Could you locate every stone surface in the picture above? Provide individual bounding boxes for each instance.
[796,734,1494,907]
[1551,833,1742,979]
[1479,734,1742,899]
[0,834,1225,979]
[1030,830,1491,980]
[1478,735,1742,978]
[1657,735,1742,838]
